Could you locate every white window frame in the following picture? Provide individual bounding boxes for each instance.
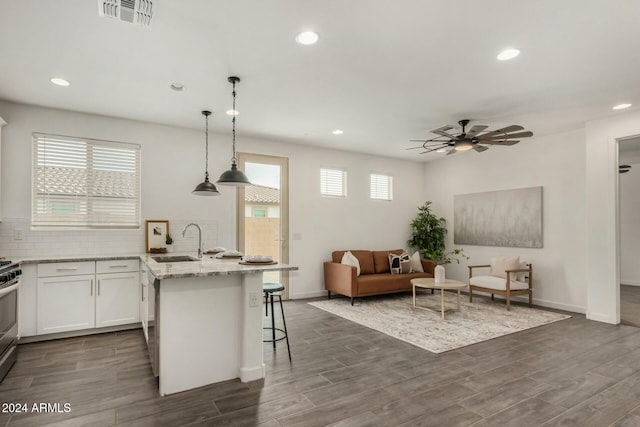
[320,167,347,198]
[370,173,393,201]
[32,133,141,229]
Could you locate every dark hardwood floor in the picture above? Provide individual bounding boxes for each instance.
[3,297,640,426]
[621,285,640,328]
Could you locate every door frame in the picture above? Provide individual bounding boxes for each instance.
[236,152,290,299]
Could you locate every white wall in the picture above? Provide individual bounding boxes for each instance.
[0,101,425,299]
[620,161,640,286]
[585,110,640,324]
[421,129,587,313]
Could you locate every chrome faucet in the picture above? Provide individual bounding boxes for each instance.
[182,223,203,258]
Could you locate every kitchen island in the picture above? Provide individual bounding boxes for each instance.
[141,254,298,396]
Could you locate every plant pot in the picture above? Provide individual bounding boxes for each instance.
[434,264,445,284]
[166,244,174,253]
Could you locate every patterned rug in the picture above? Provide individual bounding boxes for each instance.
[308,293,571,353]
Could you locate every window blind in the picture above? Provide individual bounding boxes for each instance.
[370,173,393,200]
[320,168,347,197]
[32,134,141,228]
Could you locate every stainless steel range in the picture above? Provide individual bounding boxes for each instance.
[0,260,21,383]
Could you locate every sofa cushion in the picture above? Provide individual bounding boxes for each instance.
[357,271,434,295]
[470,275,529,291]
[332,250,375,274]
[372,249,403,273]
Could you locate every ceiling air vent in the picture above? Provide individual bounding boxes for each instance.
[99,0,155,26]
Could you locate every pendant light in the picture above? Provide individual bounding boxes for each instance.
[217,76,252,186]
[192,110,221,196]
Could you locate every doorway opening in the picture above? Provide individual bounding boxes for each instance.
[619,136,640,326]
[236,153,290,299]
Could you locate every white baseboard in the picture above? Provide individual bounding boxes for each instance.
[621,280,640,286]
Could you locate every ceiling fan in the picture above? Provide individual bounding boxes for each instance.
[408,119,534,155]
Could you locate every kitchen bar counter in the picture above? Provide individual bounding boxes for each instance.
[142,254,298,396]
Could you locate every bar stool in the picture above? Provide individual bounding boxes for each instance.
[263,283,291,361]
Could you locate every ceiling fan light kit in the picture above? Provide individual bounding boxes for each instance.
[409,119,534,156]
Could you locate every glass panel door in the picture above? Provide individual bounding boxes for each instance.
[237,153,289,299]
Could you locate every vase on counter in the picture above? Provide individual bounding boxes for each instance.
[434,264,445,284]
[165,244,174,253]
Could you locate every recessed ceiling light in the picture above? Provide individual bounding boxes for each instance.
[170,83,184,91]
[613,103,632,110]
[332,129,343,135]
[226,109,239,116]
[497,48,520,61]
[436,148,447,153]
[50,77,70,87]
[296,31,319,45]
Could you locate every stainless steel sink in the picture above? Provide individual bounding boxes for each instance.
[152,255,199,263]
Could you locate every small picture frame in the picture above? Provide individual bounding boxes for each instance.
[146,220,169,253]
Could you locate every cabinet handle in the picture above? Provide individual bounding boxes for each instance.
[141,284,144,302]
[98,279,101,296]
[56,267,78,271]
[90,279,93,296]
[109,265,129,268]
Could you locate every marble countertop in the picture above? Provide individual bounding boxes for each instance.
[141,253,298,280]
[13,254,142,264]
[10,253,298,280]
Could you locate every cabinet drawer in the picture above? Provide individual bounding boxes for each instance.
[96,259,139,274]
[38,261,95,278]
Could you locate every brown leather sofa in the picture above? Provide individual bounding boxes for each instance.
[324,249,435,305]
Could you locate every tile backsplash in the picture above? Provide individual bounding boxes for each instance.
[0,218,219,257]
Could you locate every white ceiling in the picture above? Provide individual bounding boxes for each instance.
[1,0,639,161]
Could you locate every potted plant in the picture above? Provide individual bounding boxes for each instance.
[408,201,468,282]
[165,233,174,253]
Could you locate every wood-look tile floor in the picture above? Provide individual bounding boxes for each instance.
[3,296,640,426]
[621,285,640,328]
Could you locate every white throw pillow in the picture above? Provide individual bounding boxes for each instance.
[341,251,361,276]
[409,251,424,273]
[490,256,520,280]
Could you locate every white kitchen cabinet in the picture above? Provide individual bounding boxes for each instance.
[37,274,96,334]
[34,259,140,337]
[96,271,140,327]
[140,264,149,342]
[18,264,38,337]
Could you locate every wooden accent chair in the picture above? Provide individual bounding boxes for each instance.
[468,256,533,310]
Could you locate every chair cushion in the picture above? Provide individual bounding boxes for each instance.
[470,275,529,291]
[490,256,520,280]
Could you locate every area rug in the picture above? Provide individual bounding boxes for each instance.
[308,293,570,353]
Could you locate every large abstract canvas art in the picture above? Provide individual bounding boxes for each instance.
[454,186,543,248]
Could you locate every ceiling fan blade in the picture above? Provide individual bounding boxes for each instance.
[446,149,458,156]
[481,140,520,146]
[422,144,450,153]
[478,131,533,140]
[429,125,460,140]
[465,125,488,139]
[406,146,424,150]
[472,144,489,152]
[477,125,524,139]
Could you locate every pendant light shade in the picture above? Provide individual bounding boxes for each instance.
[217,76,252,186]
[193,110,221,196]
